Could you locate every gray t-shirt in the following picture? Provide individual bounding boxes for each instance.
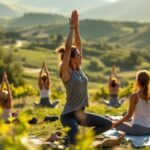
[62,68,89,114]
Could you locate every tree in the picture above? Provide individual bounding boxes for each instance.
[56,34,63,46]
[0,50,24,86]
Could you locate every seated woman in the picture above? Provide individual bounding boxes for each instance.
[112,70,150,135]
[35,61,59,108]
[0,72,12,123]
[104,65,125,107]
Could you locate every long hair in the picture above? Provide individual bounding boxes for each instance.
[0,89,9,108]
[110,77,118,88]
[133,70,150,101]
[41,74,48,82]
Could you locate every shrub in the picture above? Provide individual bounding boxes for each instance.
[87,58,105,72]
[11,84,38,98]
[94,86,109,101]
[0,50,25,86]
[119,81,134,98]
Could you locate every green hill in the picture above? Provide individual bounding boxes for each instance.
[14,19,149,49]
[22,19,146,38]
[82,0,150,22]
[0,2,19,18]
[1,18,150,87]
[19,19,133,39]
[108,24,150,49]
[3,16,149,49]
[4,13,67,28]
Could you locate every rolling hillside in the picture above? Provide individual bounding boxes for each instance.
[19,19,147,38]
[4,13,67,28]
[1,0,150,22]
[14,18,149,49]
[108,25,150,49]
[81,0,150,22]
[1,18,150,87]
[1,11,150,50]
[0,2,20,18]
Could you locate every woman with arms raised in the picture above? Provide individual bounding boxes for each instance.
[56,10,112,144]
[36,61,59,108]
[0,72,12,123]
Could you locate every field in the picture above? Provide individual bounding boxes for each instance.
[1,17,150,149]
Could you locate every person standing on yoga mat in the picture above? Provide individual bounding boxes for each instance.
[56,10,112,144]
[36,61,59,108]
[112,70,150,135]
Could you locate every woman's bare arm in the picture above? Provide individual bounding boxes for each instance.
[44,62,51,89]
[4,72,12,109]
[0,75,4,99]
[112,93,138,128]
[74,11,82,58]
[38,63,44,89]
[60,11,77,82]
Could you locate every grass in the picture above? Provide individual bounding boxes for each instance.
[3,47,139,89]
[2,43,150,149]
[1,20,150,150]
[11,95,150,150]
[3,44,150,89]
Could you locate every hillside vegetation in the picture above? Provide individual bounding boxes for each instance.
[0,11,150,150]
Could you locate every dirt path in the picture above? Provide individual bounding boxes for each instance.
[15,40,28,48]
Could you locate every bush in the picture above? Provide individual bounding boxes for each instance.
[87,58,105,72]
[94,86,109,100]
[11,84,38,98]
[119,81,134,98]
[0,110,34,150]
[51,86,64,100]
[0,50,25,86]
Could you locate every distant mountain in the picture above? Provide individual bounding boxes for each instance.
[1,0,150,22]
[5,13,67,28]
[0,0,110,19]
[81,0,150,22]
[109,24,150,48]
[18,0,109,14]
[45,19,125,39]
[19,19,149,49]
[0,2,19,18]
[2,14,149,49]
[19,19,136,39]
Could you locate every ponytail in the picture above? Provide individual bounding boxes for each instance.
[143,82,150,102]
[134,70,150,102]
[56,46,65,62]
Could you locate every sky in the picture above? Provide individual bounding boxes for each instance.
[0,0,121,16]
[106,0,119,2]
[0,0,120,3]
